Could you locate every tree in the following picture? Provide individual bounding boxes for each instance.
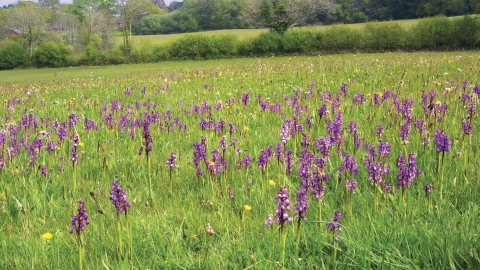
[116,0,166,55]
[249,0,335,33]
[6,2,48,59]
[38,0,61,6]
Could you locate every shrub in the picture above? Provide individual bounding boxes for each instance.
[168,34,211,60]
[167,34,237,60]
[208,35,238,59]
[130,39,156,63]
[321,25,362,52]
[361,21,406,51]
[281,30,321,54]
[78,43,106,66]
[407,16,453,50]
[450,15,480,49]
[34,42,71,68]
[0,41,30,70]
[250,32,283,56]
[151,44,171,62]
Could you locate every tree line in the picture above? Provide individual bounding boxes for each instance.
[0,0,479,70]
[1,14,479,70]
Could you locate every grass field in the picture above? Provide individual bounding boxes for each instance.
[114,18,425,46]
[0,51,479,269]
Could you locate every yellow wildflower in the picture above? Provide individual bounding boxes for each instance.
[41,232,53,240]
[268,180,276,186]
[244,126,250,131]
[244,205,252,211]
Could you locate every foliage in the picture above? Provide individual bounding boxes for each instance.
[167,34,237,60]
[137,14,163,35]
[0,41,30,69]
[361,21,406,51]
[0,52,480,269]
[408,15,454,50]
[34,42,72,68]
[320,24,362,52]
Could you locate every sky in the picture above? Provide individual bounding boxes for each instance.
[1,0,178,7]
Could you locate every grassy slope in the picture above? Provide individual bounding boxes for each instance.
[115,18,426,46]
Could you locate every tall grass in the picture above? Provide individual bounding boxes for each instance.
[0,51,479,269]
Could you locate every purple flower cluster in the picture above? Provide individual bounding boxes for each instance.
[142,120,153,155]
[339,151,359,179]
[434,129,451,152]
[165,152,178,167]
[280,119,294,143]
[69,200,90,234]
[399,120,411,143]
[461,119,473,135]
[326,210,342,242]
[257,146,273,171]
[318,103,329,119]
[396,152,422,189]
[110,180,131,214]
[274,186,293,225]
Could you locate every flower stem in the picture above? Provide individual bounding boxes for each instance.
[295,217,302,258]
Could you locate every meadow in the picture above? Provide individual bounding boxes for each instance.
[0,51,479,269]
[117,18,423,46]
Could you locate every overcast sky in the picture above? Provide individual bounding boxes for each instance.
[1,0,178,7]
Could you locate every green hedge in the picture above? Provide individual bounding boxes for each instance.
[0,16,479,70]
[0,41,30,70]
[34,42,72,68]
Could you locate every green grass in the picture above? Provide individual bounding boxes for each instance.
[115,16,463,46]
[0,51,479,269]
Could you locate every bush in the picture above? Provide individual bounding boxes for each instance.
[0,41,30,70]
[34,42,71,68]
[78,43,106,66]
[281,30,322,54]
[408,16,453,50]
[450,15,480,49]
[130,39,157,63]
[321,25,362,52]
[208,35,238,59]
[361,21,406,51]
[250,32,283,56]
[167,34,238,60]
[151,44,171,62]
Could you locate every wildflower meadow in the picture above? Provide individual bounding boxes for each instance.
[0,52,479,269]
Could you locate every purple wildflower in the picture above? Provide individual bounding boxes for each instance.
[165,152,178,167]
[326,210,342,242]
[434,129,451,152]
[142,120,153,155]
[69,200,90,234]
[399,120,411,143]
[275,186,293,225]
[264,214,274,227]
[346,180,357,193]
[285,149,294,175]
[461,119,473,135]
[38,165,48,176]
[318,103,329,119]
[109,180,131,214]
[396,152,422,189]
[376,124,384,137]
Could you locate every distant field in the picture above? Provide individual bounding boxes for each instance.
[114,18,425,46]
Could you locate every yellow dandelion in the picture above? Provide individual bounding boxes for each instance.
[79,142,85,147]
[41,232,53,240]
[244,205,252,211]
[244,126,250,131]
[268,180,276,186]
